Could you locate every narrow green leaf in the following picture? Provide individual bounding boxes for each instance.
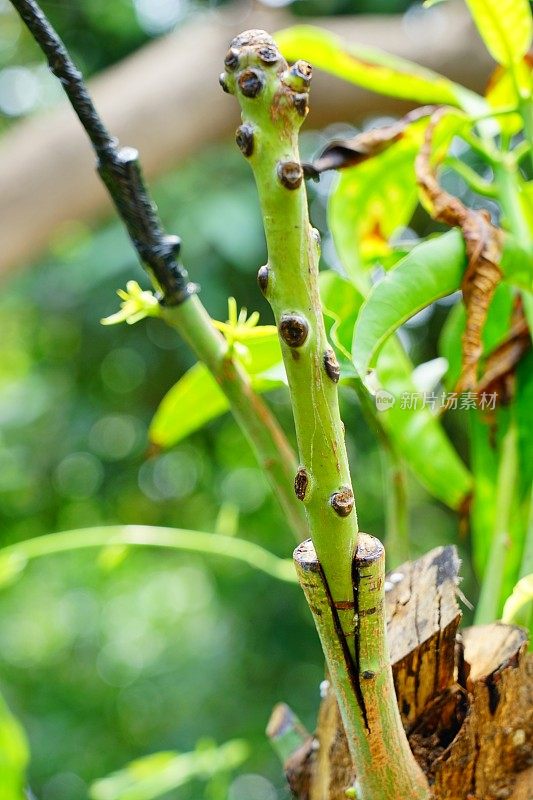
[150,363,229,447]
[149,334,283,448]
[0,690,28,800]
[329,125,426,290]
[464,0,532,65]
[90,739,249,800]
[353,230,531,379]
[353,231,466,378]
[275,25,472,106]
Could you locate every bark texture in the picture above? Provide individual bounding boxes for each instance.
[275,547,533,800]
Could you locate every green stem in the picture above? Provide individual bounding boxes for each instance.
[345,377,409,568]
[0,525,297,583]
[380,447,409,569]
[444,156,498,198]
[475,421,518,624]
[294,537,429,800]
[161,296,307,542]
[519,486,533,579]
[494,158,533,331]
[223,31,430,800]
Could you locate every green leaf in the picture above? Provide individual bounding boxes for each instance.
[0,690,29,800]
[485,59,532,135]
[319,270,472,509]
[502,573,533,624]
[275,25,475,107]
[464,0,532,65]
[353,230,531,379]
[353,231,467,378]
[319,270,364,361]
[149,334,284,448]
[329,124,427,290]
[90,739,249,800]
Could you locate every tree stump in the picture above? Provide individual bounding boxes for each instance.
[268,547,532,799]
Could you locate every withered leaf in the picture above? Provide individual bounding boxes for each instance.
[415,107,504,392]
[303,105,437,179]
[477,299,531,405]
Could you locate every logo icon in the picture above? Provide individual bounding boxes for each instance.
[375,389,395,412]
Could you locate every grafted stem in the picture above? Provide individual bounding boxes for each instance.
[223,30,430,799]
[294,537,430,799]
[222,29,357,634]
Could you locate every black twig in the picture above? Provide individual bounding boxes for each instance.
[10,0,197,305]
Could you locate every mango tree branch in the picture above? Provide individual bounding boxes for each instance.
[223,30,429,799]
[11,0,306,542]
[222,29,357,629]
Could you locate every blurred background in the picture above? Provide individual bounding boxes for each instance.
[0,1,496,798]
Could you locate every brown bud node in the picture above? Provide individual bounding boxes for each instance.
[323,348,340,383]
[330,486,354,517]
[292,60,312,87]
[235,124,254,157]
[277,161,303,190]
[238,68,264,98]
[258,45,279,64]
[257,265,269,294]
[224,47,240,71]
[279,314,309,348]
[293,92,308,117]
[294,468,308,501]
[219,73,231,94]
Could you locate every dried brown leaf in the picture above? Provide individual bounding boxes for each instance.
[415,108,504,391]
[303,105,437,178]
[477,299,531,404]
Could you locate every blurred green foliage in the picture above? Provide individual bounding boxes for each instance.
[0,1,474,798]
[0,140,469,800]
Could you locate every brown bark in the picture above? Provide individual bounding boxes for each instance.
[274,547,532,800]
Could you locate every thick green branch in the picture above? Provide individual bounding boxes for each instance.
[294,537,429,800]
[222,31,357,632]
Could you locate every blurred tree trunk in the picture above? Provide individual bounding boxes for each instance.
[0,0,494,279]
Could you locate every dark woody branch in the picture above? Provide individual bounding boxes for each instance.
[10,0,196,306]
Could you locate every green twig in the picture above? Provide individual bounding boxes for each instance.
[0,526,297,584]
[444,156,498,198]
[475,421,518,624]
[161,297,307,542]
[380,447,409,568]
[10,0,307,544]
